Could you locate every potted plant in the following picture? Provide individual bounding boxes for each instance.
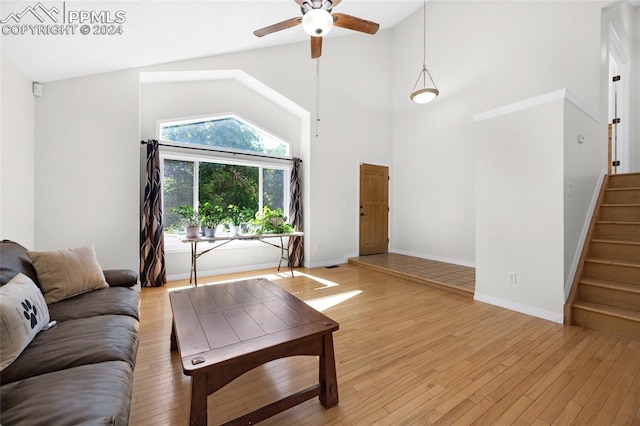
[252,206,294,235]
[199,202,224,237]
[170,204,199,238]
[225,205,255,236]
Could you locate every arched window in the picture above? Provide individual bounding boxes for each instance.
[158,114,292,245]
[160,115,289,156]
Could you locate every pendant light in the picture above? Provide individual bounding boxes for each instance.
[410,0,439,104]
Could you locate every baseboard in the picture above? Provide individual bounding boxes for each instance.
[165,261,282,282]
[306,258,349,269]
[389,248,476,268]
[474,292,564,324]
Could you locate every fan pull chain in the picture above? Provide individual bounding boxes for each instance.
[315,58,321,137]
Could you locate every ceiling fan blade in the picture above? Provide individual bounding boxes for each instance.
[327,0,342,9]
[332,13,380,35]
[293,0,306,6]
[254,17,302,37]
[311,36,323,59]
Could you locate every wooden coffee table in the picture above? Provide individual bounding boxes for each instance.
[169,278,339,425]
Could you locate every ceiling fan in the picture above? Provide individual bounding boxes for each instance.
[253,0,380,59]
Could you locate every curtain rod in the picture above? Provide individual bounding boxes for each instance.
[140,140,300,163]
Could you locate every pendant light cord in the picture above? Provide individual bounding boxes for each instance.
[315,58,320,137]
[422,0,426,68]
[412,0,438,91]
[410,0,440,102]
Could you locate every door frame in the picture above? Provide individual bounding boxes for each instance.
[356,160,392,256]
[608,22,630,174]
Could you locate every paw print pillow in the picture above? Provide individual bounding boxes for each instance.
[0,273,50,371]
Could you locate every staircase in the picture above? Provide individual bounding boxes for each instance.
[566,172,640,340]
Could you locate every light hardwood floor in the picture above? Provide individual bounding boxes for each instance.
[349,254,476,296]
[130,264,640,425]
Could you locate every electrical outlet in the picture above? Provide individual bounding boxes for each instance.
[508,272,517,284]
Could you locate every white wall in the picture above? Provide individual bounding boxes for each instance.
[140,77,306,279]
[1,52,35,247]
[563,100,604,296]
[475,100,566,322]
[143,34,395,267]
[31,32,394,276]
[140,79,302,151]
[392,1,607,321]
[19,1,627,316]
[391,1,606,268]
[33,70,140,270]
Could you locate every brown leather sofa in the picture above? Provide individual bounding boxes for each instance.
[0,240,140,425]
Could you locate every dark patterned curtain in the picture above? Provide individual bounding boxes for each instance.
[140,139,167,287]
[288,158,304,267]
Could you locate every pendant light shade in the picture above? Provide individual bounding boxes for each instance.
[302,9,333,36]
[410,1,439,104]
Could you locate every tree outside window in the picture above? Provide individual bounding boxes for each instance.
[160,115,290,235]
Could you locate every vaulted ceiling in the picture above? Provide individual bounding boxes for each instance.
[0,0,423,82]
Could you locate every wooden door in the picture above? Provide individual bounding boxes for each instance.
[359,164,389,256]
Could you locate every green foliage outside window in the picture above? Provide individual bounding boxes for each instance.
[161,116,288,235]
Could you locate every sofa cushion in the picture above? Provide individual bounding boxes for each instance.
[0,240,39,288]
[1,314,139,385]
[0,361,134,426]
[0,274,50,371]
[47,286,140,322]
[27,245,109,304]
[104,269,138,288]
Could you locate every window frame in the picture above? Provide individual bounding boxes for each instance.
[160,149,292,252]
[156,112,291,158]
[159,148,292,217]
[157,113,294,253]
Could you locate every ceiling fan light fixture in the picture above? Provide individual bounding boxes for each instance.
[302,8,333,36]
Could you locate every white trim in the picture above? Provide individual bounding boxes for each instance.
[139,69,308,119]
[474,292,564,324]
[306,258,349,269]
[166,261,283,282]
[564,169,606,300]
[390,248,476,268]
[608,22,631,173]
[564,90,601,123]
[156,112,292,158]
[473,89,601,123]
[609,23,629,64]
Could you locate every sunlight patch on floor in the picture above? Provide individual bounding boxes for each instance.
[305,290,362,312]
[167,269,345,293]
[293,271,341,289]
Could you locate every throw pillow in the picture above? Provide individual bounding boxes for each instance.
[27,245,108,304]
[0,273,50,370]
